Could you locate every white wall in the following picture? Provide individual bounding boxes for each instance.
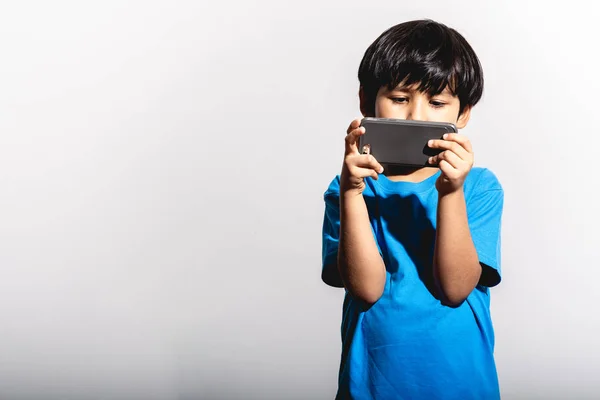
[0,1,598,399]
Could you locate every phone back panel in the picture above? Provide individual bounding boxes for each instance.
[358,118,457,167]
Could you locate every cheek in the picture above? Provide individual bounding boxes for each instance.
[375,98,407,119]
[447,102,461,117]
[435,104,461,123]
[373,97,385,117]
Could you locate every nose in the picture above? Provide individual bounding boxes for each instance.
[405,100,427,121]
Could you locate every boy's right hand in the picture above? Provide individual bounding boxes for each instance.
[340,118,384,196]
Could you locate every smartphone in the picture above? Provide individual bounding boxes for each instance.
[358,117,457,167]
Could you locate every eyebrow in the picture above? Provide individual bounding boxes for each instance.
[391,85,453,96]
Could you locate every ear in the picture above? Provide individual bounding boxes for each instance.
[359,86,368,117]
[456,106,471,129]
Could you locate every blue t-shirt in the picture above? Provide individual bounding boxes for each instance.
[321,167,504,400]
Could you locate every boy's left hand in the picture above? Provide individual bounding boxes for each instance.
[427,133,474,196]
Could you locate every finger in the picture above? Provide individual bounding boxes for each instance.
[345,126,365,154]
[353,154,384,173]
[428,138,470,161]
[431,150,463,170]
[347,117,363,134]
[351,166,381,180]
[442,133,473,153]
[438,160,461,180]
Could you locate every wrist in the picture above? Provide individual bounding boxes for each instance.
[339,173,365,199]
[437,186,465,201]
[340,188,364,202]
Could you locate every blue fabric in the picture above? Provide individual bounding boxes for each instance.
[321,167,504,400]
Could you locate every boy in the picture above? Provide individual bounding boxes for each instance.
[321,19,503,399]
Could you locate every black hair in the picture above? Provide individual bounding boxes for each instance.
[358,19,484,116]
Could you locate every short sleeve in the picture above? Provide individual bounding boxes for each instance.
[322,176,344,287]
[467,169,504,288]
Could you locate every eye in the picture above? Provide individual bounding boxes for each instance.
[430,100,446,108]
[391,97,408,104]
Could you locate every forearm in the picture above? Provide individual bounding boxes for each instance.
[338,191,386,305]
[433,190,481,306]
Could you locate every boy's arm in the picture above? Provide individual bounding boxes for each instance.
[334,118,386,305]
[433,190,481,306]
[337,191,386,305]
[428,133,502,306]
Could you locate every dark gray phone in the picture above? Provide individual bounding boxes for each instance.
[358,117,457,167]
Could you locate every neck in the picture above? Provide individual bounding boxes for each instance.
[382,165,439,183]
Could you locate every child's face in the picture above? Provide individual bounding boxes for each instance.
[365,82,471,129]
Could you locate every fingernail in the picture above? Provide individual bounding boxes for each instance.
[428,140,433,146]
[443,134,448,139]
[379,167,384,173]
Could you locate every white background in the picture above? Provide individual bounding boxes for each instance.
[1,1,598,399]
